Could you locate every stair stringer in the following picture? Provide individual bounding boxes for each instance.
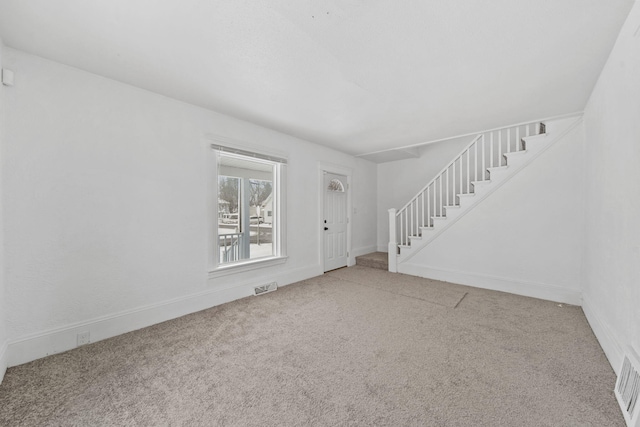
[397,116,583,264]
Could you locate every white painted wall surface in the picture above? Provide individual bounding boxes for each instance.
[1,48,377,366]
[0,38,8,382]
[400,120,585,305]
[376,136,474,251]
[582,1,640,372]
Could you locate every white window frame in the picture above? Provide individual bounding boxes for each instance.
[207,137,287,278]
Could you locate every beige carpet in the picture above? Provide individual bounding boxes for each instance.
[0,266,624,426]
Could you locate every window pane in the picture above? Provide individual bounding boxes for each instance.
[217,154,276,265]
[327,179,345,192]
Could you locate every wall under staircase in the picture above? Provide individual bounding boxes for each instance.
[385,117,585,304]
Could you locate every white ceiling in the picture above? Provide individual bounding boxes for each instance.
[0,0,634,157]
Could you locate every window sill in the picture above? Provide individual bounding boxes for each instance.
[208,256,288,279]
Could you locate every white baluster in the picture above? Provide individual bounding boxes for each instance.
[516,126,520,151]
[417,197,420,230]
[405,210,408,244]
[432,183,436,223]
[421,192,425,227]
[472,141,475,182]
[439,175,443,216]
[388,208,397,272]
[427,186,431,227]
[507,128,511,153]
[466,149,470,193]
[482,135,486,181]
[411,201,414,237]
[459,156,462,195]
[446,167,449,208]
[490,132,494,168]
[452,161,456,206]
[399,212,403,246]
[499,130,503,166]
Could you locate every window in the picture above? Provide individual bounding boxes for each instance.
[327,179,345,192]
[211,144,286,271]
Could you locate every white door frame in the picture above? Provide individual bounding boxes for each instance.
[317,162,353,272]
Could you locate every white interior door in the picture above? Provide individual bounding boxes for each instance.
[323,173,348,272]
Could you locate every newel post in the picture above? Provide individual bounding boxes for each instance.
[388,208,398,272]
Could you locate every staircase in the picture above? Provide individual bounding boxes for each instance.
[388,118,578,272]
[355,252,388,270]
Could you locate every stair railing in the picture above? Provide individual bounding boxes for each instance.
[219,232,243,263]
[388,122,544,267]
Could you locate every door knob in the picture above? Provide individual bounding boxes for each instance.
[324,227,329,231]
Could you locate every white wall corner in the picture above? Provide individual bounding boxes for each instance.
[0,340,7,384]
[399,263,582,305]
[581,296,625,374]
[8,264,322,368]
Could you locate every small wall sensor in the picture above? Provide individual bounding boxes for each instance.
[2,69,14,86]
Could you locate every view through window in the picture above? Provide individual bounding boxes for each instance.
[217,152,279,265]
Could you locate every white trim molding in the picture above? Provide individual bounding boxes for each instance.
[398,263,582,305]
[0,340,8,384]
[207,136,288,274]
[582,295,625,374]
[208,256,288,279]
[7,264,321,368]
[356,111,584,159]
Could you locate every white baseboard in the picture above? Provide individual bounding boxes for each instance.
[398,263,582,305]
[0,340,7,384]
[581,295,624,375]
[377,244,388,253]
[7,264,322,368]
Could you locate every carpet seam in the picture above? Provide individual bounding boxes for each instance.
[453,292,468,309]
[330,275,464,309]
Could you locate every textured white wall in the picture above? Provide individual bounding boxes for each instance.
[401,120,585,303]
[376,136,474,251]
[1,48,377,346]
[582,1,640,370]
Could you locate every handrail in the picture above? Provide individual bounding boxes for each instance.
[219,232,243,263]
[389,121,544,269]
[396,134,482,216]
[392,122,543,249]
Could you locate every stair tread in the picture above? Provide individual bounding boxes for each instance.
[471,179,492,185]
[355,252,389,270]
[504,149,528,157]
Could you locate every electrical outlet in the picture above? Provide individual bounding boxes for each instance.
[77,331,90,347]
